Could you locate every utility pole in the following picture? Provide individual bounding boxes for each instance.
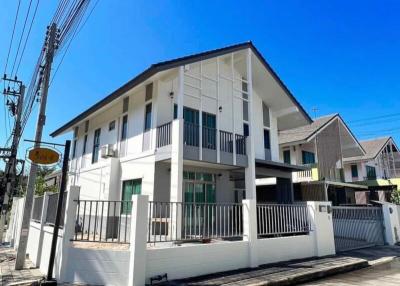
[15,23,58,270]
[0,77,25,243]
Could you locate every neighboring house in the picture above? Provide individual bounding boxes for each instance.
[343,137,400,204]
[278,114,368,205]
[44,170,62,190]
[50,42,312,209]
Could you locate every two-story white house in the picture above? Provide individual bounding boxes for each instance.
[343,136,400,203]
[278,114,368,205]
[50,42,312,214]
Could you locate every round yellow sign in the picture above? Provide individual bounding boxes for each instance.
[28,147,60,165]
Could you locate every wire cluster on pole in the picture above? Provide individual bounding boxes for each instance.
[3,0,92,150]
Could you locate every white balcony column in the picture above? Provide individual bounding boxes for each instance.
[177,66,184,120]
[244,48,257,200]
[150,81,159,151]
[216,57,221,163]
[170,69,184,237]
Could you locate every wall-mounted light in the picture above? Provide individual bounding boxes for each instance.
[169,91,174,98]
[218,106,222,112]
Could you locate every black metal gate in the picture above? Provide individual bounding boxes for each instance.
[332,206,385,252]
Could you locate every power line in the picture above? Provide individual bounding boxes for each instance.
[3,0,22,145]
[51,0,98,86]
[14,0,41,77]
[3,0,21,75]
[9,0,34,77]
[348,112,400,124]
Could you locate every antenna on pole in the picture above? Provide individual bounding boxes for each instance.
[312,107,319,119]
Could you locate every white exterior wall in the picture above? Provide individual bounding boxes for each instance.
[26,222,41,266]
[120,155,156,200]
[146,241,249,281]
[64,248,130,286]
[256,235,315,264]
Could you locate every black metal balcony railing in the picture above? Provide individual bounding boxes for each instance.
[235,134,246,155]
[181,122,246,155]
[156,122,172,148]
[202,126,216,150]
[220,130,233,153]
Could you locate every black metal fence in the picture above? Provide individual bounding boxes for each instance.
[73,200,133,244]
[256,204,311,238]
[32,196,44,222]
[45,192,67,227]
[148,201,243,244]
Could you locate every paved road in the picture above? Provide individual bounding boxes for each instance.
[303,258,400,285]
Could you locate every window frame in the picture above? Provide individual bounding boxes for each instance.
[144,103,152,131]
[92,128,101,164]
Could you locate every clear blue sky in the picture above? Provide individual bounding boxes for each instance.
[1,0,400,167]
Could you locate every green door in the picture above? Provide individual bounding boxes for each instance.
[121,179,142,214]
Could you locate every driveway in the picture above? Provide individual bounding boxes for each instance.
[303,257,400,285]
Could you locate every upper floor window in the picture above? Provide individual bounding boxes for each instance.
[351,164,358,178]
[283,150,291,164]
[145,83,153,101]
[144,104,152,131]
[263,103,270,127]
[72,127,79,159]
[92,128,101,164]
[123,97,129,113]
[82,134,88,155]
[243,123,249,137]
[121,115,128,140]
[109,120,115,131]
[302,151,315,165]
[84,120,89,133]
[202,112,216,149]
[366,165,376,180]
[263,129,270,149]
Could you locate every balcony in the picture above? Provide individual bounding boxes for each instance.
[293,164,318,183]
[156,121,247,166]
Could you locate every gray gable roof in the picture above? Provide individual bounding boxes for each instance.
[50,41,312,137]
[278,114,337,145]
[344,137,391,162]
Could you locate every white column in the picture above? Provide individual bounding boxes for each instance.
[128,195,149,286]
[307,201,336,256]
[245,48,257,200]
[242,199,259,268]
[170,119,183,237]
[58,186,80,282]
[382,203,400,245]
[231,54,237,165]
[216,58,221,163]
[177,66,184,120]
[35,192,50,267]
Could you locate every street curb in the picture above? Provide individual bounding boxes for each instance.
[242,259,369,286]
[368,256,396,266]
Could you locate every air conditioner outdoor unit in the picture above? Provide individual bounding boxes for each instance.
[101,144,116,158]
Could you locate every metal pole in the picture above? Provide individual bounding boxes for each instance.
[15,23,57,270]
[0,84,25,243]
[45,140,70,284]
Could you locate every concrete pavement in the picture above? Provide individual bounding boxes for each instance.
[167,246,400,286]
